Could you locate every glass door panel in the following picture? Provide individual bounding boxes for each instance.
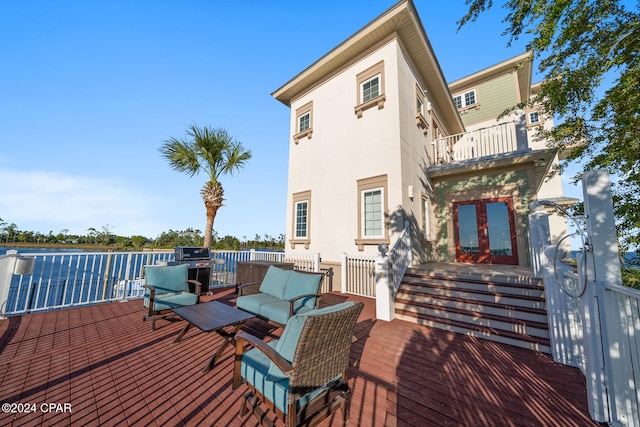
[457,204,480,255]
[486,202,513,256]
[454,198,519,265]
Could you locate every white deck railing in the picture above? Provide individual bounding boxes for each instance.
[1,250,174,315]
[0,249,323,317]
[341,253,376,297]
[433,121,518,164]
[0,247,380,316]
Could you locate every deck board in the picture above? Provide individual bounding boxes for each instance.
[0,288,596,426]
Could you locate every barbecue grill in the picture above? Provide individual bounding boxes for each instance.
[169,246,211,294]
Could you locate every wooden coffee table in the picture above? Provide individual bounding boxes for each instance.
[172,301,255,372]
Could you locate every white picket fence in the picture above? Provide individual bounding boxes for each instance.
[341,253,376,297]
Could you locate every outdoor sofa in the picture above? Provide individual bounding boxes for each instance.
[236,265,323,326]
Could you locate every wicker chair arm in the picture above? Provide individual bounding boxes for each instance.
[236,332,294,376]
[237,282,261,296]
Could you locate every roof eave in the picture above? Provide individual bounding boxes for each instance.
[271,0,465,134]
[448,51,534,102]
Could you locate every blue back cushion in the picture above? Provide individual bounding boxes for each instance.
[283,271,322,309]
[144,264,190,294]
[267,301,355,378]
[259,266,292,299]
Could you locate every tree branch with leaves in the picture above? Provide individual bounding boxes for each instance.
[459,0,640,249]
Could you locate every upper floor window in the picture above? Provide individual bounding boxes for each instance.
[361,75,380,102]
[453,89,478,111]
[529,111,540,124]
[415,83,429,133]
[290,190,311,249]
[298,112,310,132]
[293,101,313,144]
[526,108,545,129]
[354,61,386,118]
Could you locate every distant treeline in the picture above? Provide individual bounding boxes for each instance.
[0,219,284,250]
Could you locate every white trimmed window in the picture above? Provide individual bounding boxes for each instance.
[421,194,432,241]
[362,189,383,237]
[415,83,428,133]
[293,101,313,144]
[528,111,540,124]
[354,61,386,118]
[361,75,380,103]
[453,89,478,109]
[298,112,310,132]
[355,175,388,250]
[295,201,308,238]
[290,190,311,249]
[526,108,545,129]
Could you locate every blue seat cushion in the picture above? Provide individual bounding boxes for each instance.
[241,341,335,415]
[144,291,198,311]
[259,266,292,300]
[267,302,355,378]
[259,301,313,326]
[237,293,280,315]
[283,271,322,311]
[144,264,190,294]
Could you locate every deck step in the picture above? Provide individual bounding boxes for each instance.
[396,267,549,353]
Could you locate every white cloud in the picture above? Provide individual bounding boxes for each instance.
[0,169,169,237]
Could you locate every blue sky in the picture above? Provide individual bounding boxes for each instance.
[0,0,566,240]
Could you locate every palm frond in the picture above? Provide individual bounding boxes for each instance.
[159,137,201,176]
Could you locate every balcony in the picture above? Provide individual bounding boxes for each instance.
[0,288,595,426]
[432,122,524,165]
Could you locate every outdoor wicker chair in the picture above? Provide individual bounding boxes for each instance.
[142,264,201,330]
[233,301,364,426]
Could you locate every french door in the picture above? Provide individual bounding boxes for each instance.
[453,198,519,265]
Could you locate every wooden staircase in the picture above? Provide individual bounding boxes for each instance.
[395,265,550,353]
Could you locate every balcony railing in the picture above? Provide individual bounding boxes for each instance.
[433,121,519,164]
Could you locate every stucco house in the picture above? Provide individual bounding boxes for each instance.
[272,0,567,279]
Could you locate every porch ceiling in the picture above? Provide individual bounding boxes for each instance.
[427,148,556,192]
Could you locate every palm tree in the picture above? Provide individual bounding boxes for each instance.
[160,125,252,248]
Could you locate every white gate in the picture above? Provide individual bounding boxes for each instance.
[529,170,640,427]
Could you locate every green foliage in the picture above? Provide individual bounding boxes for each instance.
[622,253,640,290]
[154,228,204,248]
[0,220,284,251]
[213,235,241,250]
[459,0,640,250]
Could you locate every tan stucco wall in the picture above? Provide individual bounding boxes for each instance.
[285,38,445,266]
[285,40,404,264]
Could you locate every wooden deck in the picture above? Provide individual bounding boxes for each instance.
[0,288,596,426]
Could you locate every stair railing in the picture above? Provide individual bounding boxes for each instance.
[375,220,411,321]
